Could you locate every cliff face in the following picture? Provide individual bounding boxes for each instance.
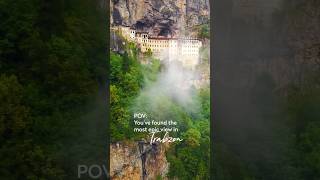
[110,142,169,180]
[110,0,209,36]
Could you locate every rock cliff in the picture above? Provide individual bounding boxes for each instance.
[110,142,169,180]
[110,0,209,36]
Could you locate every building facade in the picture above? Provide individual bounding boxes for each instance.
[116,26,202,68]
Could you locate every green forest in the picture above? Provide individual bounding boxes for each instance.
[110,38,210,179]
[0,0,107,179]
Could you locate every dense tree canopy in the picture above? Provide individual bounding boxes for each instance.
[0,0,107,179]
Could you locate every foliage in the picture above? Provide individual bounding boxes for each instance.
[109,50,144,141]
[198,24,210,39]
[0,0,107,179]
[110,32,211,178]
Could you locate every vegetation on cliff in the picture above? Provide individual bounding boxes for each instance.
[110,32,210,178]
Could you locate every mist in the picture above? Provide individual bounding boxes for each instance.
[132,52,202,116]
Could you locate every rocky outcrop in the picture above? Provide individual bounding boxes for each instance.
[110,0,209,36]
[110,141,169,180]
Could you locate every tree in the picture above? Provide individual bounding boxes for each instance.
[0,75,29,138]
